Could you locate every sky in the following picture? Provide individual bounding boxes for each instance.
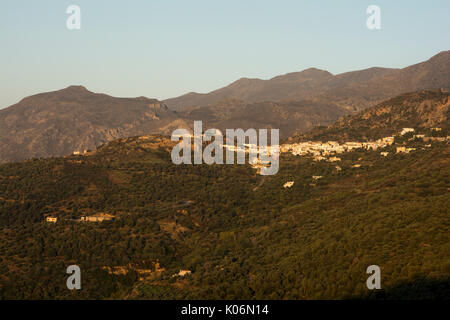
[0,0,449,109]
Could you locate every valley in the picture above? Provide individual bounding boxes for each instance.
[0,90,448,299]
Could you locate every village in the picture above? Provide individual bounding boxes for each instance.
[216,127,447,173]
[279,127,447,189]
[70,127,447,175]
[280,127,447,162]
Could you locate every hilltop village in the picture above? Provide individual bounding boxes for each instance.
[217,127,447,173]
[280,127,447,162]
[69,127,447,175]
[281,135,394,161]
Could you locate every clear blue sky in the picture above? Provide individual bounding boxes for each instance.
[0,0,449,108]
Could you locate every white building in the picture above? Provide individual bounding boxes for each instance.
[283,181,294,188]
[400,128,415,136]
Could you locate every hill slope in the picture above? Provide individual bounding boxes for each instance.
[0,90,448,299]
[0,86,181,163]
[178,98,347,139]
[289,90,449,142]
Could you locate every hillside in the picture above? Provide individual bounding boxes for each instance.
[0,86,184,163]
[165,51,450,111]
[289,90,449,143]
[178,98,346,139]
[0,90,448,299]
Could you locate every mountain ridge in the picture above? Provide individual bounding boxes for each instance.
[0,86,178,163]
[1,51,449,163]
[164,51,450,111]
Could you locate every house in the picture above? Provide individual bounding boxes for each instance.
[46,217,58,223]
[312,176,323,180]
[424,137,446,142]
[381,137,395,144]
[431,127,442,132]
[396,146,415,154]
[80,214,114,222]
[283,181,294,188]
[352,164,361,168]
[345,142,363,150]
[380,152,389,157]
[328,156,341,162]
[400,128,415,136]
[172,269,192,277]
[178,270,191,277]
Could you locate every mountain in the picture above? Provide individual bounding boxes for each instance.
[0,88,355,162]
[1,51,449,163]
[164,51,450,111]
[165,68,334,110]
[0,89,448,299]
[0,86,182,163]
[289,89,449,143]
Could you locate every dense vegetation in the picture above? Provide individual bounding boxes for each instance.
[0,132,448,299]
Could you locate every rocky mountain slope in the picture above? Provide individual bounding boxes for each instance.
[0,86,184,162]
[289,89,449,142]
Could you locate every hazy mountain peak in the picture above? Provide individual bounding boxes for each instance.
[270,67,333,82]
[228,77,264,87]
[428,50,449,61]
[55,85,93,96]
[296,67,332,76]
[64,85,89,91]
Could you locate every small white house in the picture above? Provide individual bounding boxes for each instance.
[177,270,191,277]
[400,128,415,136]
[328,156,341,162]
[283,181,294,188]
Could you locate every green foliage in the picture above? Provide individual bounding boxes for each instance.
[0,138,448,299]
